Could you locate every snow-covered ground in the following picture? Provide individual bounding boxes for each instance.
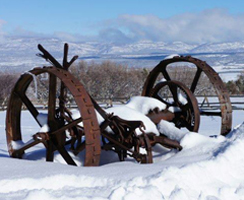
[0,98,244,200]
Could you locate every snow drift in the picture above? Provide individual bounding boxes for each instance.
[0,109,244,199]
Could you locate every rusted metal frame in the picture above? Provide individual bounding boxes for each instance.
[41,117,83,163]
[91,93,144,143]
[50,67,101,166]
[6,66,101,166]
[187,56,232,135]
[91,95,152,163]
[147,110,175,124]
[58,44,78,122]
[58,83,67,121]
[50,117,83,136]
[46,141,54,162]
[99,114,153,163]
[48,73,57,123]
[142,55,232,135]
[92,92,153,163]
[6,75,35,156]
[110,116,145,143]
[63,43,69,69]
[37,44,63,69]
[99,117,142,161]
[110,117,150,161]
[62,43,79,70]
[6,72,40,156]
[100,130,147,163]
[72,95,101,166]
[90,94,137,156]
[46,67,101,166]
[45,73,58,162]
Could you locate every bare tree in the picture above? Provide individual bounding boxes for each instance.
[71,60,149,101]
[0,73,18,108]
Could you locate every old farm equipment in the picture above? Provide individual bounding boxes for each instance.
[6,44,232,166]
[142,56,232,136]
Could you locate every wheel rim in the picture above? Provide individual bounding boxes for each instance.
[6,67,101,166]
[142,55,232,136]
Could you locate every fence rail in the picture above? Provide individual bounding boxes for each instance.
[1,96,244,111]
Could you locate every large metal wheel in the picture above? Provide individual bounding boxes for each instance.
[142,56,232,136]
[6,66,101,166]
[149,80,200,132]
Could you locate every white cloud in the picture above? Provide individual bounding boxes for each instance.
[112,9,244,44]
[2,9,244,45]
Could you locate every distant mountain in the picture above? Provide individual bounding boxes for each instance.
[191,41,244,53]
[0,37,244,80]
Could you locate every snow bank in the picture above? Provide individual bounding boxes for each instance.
[1,107,244,199]
[1,123,244,199]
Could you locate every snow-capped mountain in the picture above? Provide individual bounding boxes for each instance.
[1,37,244,81]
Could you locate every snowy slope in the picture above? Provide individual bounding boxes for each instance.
[1,37,244,80]
[0,108,244,200]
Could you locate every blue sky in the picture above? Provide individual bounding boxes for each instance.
[0,0,244,44]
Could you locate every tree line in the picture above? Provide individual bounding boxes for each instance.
[0,60,243,108]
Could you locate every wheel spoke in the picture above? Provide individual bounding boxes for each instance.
[154,93,173,107]
[190,68,202,93]
[12,139,41,154]
[168,84,179,105]
[161,68,171,81]
[18,93,41,126]
[50,117,83,136]
[54,144,77,166]
[48,74,57,124]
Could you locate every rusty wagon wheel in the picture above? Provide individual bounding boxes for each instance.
[142,55,232,136]
[6,66,101,166]
[149,80,200,132]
